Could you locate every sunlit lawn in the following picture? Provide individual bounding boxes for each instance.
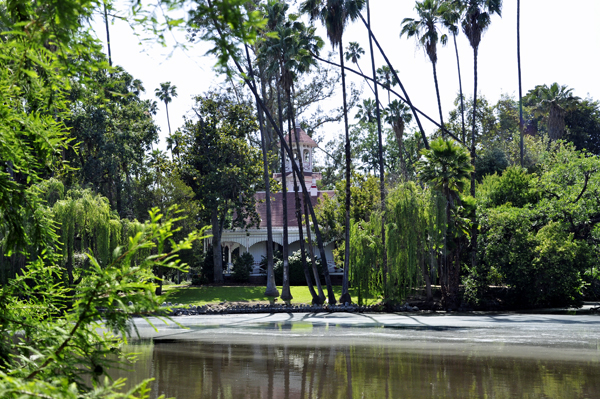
[161,284,380,306]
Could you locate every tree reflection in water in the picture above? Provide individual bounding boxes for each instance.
[115,337,600,399]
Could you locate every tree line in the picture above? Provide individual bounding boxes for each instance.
[1,0,600,397]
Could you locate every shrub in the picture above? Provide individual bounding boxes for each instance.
[232,252,254,283]
[274,250,324,286]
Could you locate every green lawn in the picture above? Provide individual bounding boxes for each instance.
[161,285,380,306]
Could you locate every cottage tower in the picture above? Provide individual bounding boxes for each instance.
[274,127,321,196]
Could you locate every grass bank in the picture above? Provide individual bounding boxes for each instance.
[161,285,380,306]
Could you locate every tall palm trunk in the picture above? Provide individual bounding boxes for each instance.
[367,0,388,302]
[469,46,478,297]
[277,80,293,304]
[245,45,278,299]
[452,32,466,144]
[432,61,445,136]
[165,103,172,136]
[339,37,352,305]
[103,1,112,67]
[517,0,524,166]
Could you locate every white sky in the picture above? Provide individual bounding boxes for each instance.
[91,0,600,152]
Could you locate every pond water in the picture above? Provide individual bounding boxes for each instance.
[112,314,600,398]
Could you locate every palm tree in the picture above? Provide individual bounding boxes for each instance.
[345,41,377,99]
[441,0,467,144]
[417,138,473,309]
[355,98,377,123]
[401,0,448,136]
[301,0,366,305]
[243,43,279,302]
[376,65,398,105]
[384,100,413,181]
[155,82,178,158]
[459,0,502,276]
[459,0,502,193]
[528,83,580,141]
[258,1,329,304]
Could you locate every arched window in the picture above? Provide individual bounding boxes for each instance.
[304,149,310,163]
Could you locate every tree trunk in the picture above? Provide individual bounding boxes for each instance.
[368,0,388,303]
[103,1,112,67]
[453,33,466,144]
[517,0,524,165]
[288,88,325,304]
[432,61,445,137]
[165,102,172,137]
[359,14,430,150]
[245,45,278,299]
[303,193,326,303]
[339,39,352,305]
[469,46,479,310]
[277,79,292,303]
[211,208,224,284]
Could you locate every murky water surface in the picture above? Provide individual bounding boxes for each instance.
[113,316,600,398]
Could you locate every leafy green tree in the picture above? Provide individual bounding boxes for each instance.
[401,0,449,133]
[65,67,159,219]
[565,99,600,155]
[418,138,474,309]
[179,93,263,285]
[301,0,366,305]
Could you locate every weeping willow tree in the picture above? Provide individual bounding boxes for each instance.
[386,182,446,302]
[52,187,130,285]
[350,182,447,304]
[349,214,383,305]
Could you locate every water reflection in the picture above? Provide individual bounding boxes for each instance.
[114,336,600,399]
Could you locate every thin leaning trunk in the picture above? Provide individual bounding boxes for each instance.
[368,0,388,302]
[245,45,278,299]
[103,1,112,67]
[453,32,466,144]
[517,0,524,166]
[288,87,326,303]
[339,39,352,305]
[432,61,445,137]
[359,14,430,150]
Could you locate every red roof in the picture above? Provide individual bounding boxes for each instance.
[255,191,335,228]
[281,127,318,148]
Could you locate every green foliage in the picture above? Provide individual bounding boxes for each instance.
[316,173,380,245]
[64,67,159,219]
[0,207,203,398]
[477,166,539,209]
[274,250,323,286]
[478,206,587,308]
[198,245,215,285]
[232,252,254,283]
